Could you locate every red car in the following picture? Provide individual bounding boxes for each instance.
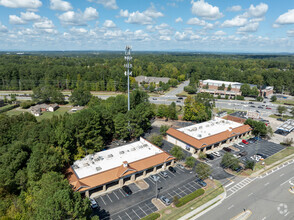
[242,139,249,145]
[266,107,271,109]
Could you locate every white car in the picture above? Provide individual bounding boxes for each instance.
[90,198,98,209]
[211,152,221,157]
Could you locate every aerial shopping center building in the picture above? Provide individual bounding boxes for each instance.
[66,137,175,196]
[166,117,252,156]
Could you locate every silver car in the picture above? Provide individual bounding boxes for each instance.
[150,175,159,181]
[160,171,168,178]
[90,198,98,209]
[160,196,171,206]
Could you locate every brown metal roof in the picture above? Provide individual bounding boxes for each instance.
[66,151,174,192]
[166,124,252,149]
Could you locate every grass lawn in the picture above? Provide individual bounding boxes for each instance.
[214,108,239,115]
[269,114,294,120]
[4,109,27,116]
[36,106,72,121]
[272,100,294,106]
[158,180,224,220]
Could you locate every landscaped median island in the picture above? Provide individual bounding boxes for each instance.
[140,212,160,220]
[150,180,224,220]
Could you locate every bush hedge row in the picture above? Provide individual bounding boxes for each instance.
[0,104,19,113]
[140,212,160,220]
[175,188,205,207]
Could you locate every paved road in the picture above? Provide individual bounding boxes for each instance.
[164,80,189,97]
[196,160,294,220]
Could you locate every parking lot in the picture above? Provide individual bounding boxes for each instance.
[93,164,201,220]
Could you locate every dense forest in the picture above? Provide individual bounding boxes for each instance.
[0,53,293,94]
[0,90,153,219]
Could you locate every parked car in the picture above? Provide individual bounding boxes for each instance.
[277,118,285,122]
[239,151,248,157]
[168,166,176,173]
[177,164,185,169]
[160,171,168,178]
[234,166,243,172]
[223,147,232,152]
[266,107,271,109]
[211,151,221,157]
[122,186,132,196]
[176,100,181,103]
[249,102,254,104]
[150,175,159,182]
[248,138,256,144]
[254,136,262,141]
[152,98,157,100]
[257,153,268,159]
[250,105,255,108]
[206,154,214,160]
[233,154,241,159]
[160,196,171,206]
[242,139,249,145]
[258,106,263,109]
[90,198,98,209]
[178,97,183,100]
[196,178,207,187]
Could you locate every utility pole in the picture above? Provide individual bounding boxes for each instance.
[124,46,132,111]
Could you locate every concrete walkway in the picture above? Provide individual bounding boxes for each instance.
[178,191,226,220]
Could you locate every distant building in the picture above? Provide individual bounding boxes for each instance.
[0,99,4,107]
[48,104,59,112]
[66,137,175,197]
[166,117,252,156]
[135,76,170,85]
[70,106,84,113]
[199,79,274,98]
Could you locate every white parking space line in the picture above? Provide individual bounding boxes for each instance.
[167,192,174,198]
[138,205,147,216]
[173,190,182,197]
[168,171,176,177]
[225,182,234,188]
[280,173,285,177]
[248,193,253,197]
[113,191,119,200]
[100,196,107,205]
[107,194,113,203]
[281,176,294,186]
[183,184,193,193]
[145,202,155,212]
[228,205,234,210]
[119,189,126,197]
[188,182,198,191]
[148,178,155,184]
[132,209,140,219]
[125,211,132,220]
[117,215,123,220]
[264,182,270,186]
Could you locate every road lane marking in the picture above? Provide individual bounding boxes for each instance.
[225,182,234,188]
[107,194,113,203]
[281,176,294,186]
[125,211,132,220]
[100,196,106,205]
[138,205,147,216]
[265,182,270,186]
[119,189,126,197]
[280,173,285,177]
[228,205,234,210]
[132,209,140,219]
[113,191,119,200]
[261,217,266,220]
[248,193,253,197]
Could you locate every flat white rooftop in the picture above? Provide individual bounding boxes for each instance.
[277,119,294,132]
[178,117,243,140]
[202,79,241,86]
[72,137,163,179]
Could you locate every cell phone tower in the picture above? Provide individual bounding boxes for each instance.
[124,46,132,111]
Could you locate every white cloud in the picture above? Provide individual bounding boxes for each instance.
[9,15,26,25]
[0,0,42,9]
[287,29,294,37]
[133,30,149,41]
[119,9,129,17]
[33,19,55,29]
[144,4,164,18]
[159,36,171,41]
[247,3,268,18]
[155,23,169,30]
[221,15,247,27]
[20,11,40,21]
[175,17,183,23]
[237,22,259,33]
[191,0,223,20]
[89,0,118,10]
[187,17,206,26]
[0,22,8,32]
[50,0,72,11]
[175,31,189,41]
[214,30,226,36]
[58,7,99,26]
[103,20,116,28]
[275,9,294,25]
[190,34,201,40]
[70,27,88,34]
[125,11,153,25]
[227,5,242,12]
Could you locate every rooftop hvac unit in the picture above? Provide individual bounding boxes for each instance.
[208,133,211,135]
[138,145,144,149]
[206,124,209,127]
[107,154,113,158]
[96,166,102,171]
[131,147,136,151]
[119,151,125,154]
[72,165,79,169]
[199,126,202,129]
[143,144,148,147]
[198,134,202,138]
[83,163,90,167]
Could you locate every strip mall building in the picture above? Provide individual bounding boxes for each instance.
[166,117,252,156]
[66,137,175,196]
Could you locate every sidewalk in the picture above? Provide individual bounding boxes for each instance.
[178,191,226,220]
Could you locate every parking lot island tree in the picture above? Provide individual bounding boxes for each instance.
[277,105,287,118]
[185,156,196,168]
[195,162,212,180]
[220,152,240,171]
[150,134,163,147]
[270,95,277,102]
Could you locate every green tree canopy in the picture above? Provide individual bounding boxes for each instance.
[69,87,92,106]
[170,145,185,160]
[195,162,211,180]
[32,85,64,104]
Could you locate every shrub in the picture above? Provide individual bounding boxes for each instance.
[245,160,255,170]
[225,95,229,99]
[170,145,185,160]
[199,152,207,160]
[271,95,277,102]
[175,188,205,207]
[236,95,244,100]
[184,86,197,94]
[20,101,35,109]
[256,96,263,102]
[173,196,179,206]
[0,104,19,113]
[150,134,163,147]
[217,95,221,99]
[185,156,196,168]
[140,212,160,220]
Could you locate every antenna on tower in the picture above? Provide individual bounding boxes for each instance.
[124,46,132,111]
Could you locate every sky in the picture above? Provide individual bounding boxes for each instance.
[0,0,294,52]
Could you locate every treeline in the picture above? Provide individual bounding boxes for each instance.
[0,90,153,219]
[0,53,293,94]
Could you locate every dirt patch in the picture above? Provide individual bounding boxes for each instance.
[135,179,149,190]
[151,198,166,211]
[229,145,240,152]
[204,178,215,189]
[151,119,194,129]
